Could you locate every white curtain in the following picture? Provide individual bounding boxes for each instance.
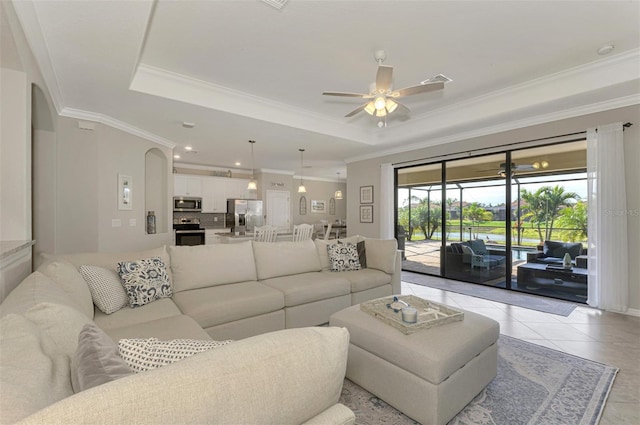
[587,122,628,312]
[379,163,394,239]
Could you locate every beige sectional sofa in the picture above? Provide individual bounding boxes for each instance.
[0,237,400,424]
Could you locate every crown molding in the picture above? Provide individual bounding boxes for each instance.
[130,64,373,145]
[345,94,640,164]
[11,0,64,113]
[60,107,176,149]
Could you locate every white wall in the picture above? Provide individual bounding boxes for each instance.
[347,105,640,311]
[55,117,173,254]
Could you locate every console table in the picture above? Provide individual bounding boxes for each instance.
[516,262,587,298]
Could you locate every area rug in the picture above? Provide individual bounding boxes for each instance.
[339,335,618,425]
[402,271,577,316]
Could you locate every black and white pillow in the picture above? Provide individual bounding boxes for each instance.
[327,242,361,272]
[118,338,233,373]
[79,265,129,314]
[117,257,172,308]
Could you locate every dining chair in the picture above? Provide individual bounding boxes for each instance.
[292,223,314,242]
[254,225,278,243]
[323,223,333,240]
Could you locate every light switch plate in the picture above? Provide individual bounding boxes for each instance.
[129,218,136,226]
[112,219,121,227]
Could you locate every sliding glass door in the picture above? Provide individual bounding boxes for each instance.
[396,140,588,303]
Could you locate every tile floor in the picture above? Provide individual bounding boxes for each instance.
[401,276,640,424]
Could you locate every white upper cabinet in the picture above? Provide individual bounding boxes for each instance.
[174,175,202,197]
[175,174,253,212]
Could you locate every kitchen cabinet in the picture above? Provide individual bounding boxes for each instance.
[174,175,202,197]
[201,177,226,213]
[174,174,253,212]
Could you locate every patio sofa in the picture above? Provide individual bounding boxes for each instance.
[444,239,507,271]
[526,240,587,267]
[0,237,400,424]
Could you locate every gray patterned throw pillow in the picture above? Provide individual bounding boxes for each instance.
[327,242,361,272]
[118,338,233,373]
[117,257,172,307]
[79,265,129,314]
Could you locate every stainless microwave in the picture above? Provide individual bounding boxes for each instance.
[173,196,202,212]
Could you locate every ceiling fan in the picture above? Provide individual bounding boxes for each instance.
[322,50,448,124]
[483,161,550,177]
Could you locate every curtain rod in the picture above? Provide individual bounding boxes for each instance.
[394,122,632,168]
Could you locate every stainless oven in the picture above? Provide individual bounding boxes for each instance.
[173,196,202,212]
[173,218,205,246]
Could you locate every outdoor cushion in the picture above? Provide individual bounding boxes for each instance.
[468,239,488,255]
[543,241,582,259]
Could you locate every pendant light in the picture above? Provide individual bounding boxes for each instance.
[334,172,343,200]
[297,149,307,193]
[247,140,257,190]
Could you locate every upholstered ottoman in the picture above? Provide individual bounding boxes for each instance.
[330,303,499,425]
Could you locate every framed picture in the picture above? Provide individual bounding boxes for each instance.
[311,200,326,213]
[360,205,373,223]
[118,174,132,210]
[360,185,373,204]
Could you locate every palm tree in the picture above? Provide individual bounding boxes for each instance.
[521,185,579,242]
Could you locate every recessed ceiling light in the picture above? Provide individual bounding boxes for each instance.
[184,146,193,151]
[597,44,614,55]
[174,154,181,159]
[182,122,195,128]
[235,162,241,166]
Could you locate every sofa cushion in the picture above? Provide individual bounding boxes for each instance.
[323,268,391,293]
[71,323,133,393]
[37,259,95,319]
[0,271,87,319]
[327,242,361,272]
[79,265,129,314]
[105,314,211,342]
[0,314,74,425]
[364,238,398,274]
[117,257,172,307]
[468,239,487,255]
[172,282,285,329]
[93,298,182,331]
[118,338,233,373]
[261,272,351,307]
[169,242,257,291]
[543,240,583,259]
[44,245,172,276]
[24,302,93,358]
[315,236,362,271]
[253,239,322,280]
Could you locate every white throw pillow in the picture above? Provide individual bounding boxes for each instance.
[79,265,129,314]
[117,257,172,307]
[118,338,233,373]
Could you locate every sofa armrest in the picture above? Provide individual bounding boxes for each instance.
[526,251,544,263]
[19,327,351,425]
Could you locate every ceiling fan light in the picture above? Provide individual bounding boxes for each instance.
[385,98,398,113]
[541,160,549,168]
[364,101,376,115]
[375,108,387,117]
[374,96,386,110]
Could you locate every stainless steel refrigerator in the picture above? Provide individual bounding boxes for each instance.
[226,199,264,235]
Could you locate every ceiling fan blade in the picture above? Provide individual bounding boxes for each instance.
[376,65,393,93]
[389,81,445,98]
[322,91,372,98]
[344,103,368,117]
